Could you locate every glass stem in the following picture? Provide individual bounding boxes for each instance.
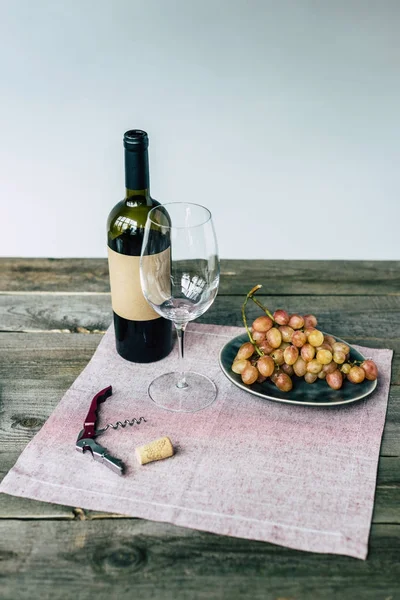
[175,323,188,389]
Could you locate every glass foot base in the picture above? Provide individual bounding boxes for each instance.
[148,371,217,412]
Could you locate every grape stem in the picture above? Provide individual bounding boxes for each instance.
[250,296,275,321]
[242,285,263,356]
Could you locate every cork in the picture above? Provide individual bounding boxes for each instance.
[135,436,174,465]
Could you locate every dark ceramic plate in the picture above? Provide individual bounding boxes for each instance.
[219,332,377,407]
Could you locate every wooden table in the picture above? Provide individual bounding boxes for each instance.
[0,259,399,600]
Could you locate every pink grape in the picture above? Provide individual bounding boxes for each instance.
[324,335,336,347]
[258,340,274,355]
[323,361,337,375]
[316,342,333,352]
[292,330,307,348]
[252,316,273,333]
[241,365,259,385]
[303,314,318,328]
[301,343,316,362]
[252,330,265,343]
[257,355,275,377]
[326,370,343,390]
[236,342,255,360]
[282,363,294,376]
[273,309,289,325]
[288,314,305,330]
[361,360,378,381]
[275,372,293,392]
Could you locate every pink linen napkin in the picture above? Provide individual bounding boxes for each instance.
[0,323,392,559]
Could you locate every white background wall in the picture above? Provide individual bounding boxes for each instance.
[0,0,399,259]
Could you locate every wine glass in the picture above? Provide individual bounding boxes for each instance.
[140,202,220,412]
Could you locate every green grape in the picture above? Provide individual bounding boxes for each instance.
[332,342,350,355]
[306,359,323,374]
[232,359,250,374]
[293,356,307,377]
[271,348,285,366]
[273,309,289,325]
[304,372,318,384]
[279,326,294,343]
[266,327,282,349]
[316,349,333,365]
[283,345,299,365]
[333,350,346,365]
[308,330,324,348]
[347,366,366,384]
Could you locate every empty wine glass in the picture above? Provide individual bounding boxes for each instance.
[140,202,220,412]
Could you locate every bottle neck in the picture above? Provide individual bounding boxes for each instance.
[124,148,151,204]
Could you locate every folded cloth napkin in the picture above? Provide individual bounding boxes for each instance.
[0,324,392,559]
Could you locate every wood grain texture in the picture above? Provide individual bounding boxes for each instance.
[1,293,400,342]
[1,258,400,295]
[0,520,399,600]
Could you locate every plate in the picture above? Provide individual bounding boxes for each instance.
[219,332,377,407]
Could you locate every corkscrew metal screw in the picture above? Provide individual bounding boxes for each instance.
[96,417,147,434]
[76,386,146,476]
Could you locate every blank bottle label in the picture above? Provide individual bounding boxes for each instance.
[108,247,170,321]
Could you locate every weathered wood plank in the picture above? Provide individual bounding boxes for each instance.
[1,294,400,343]
[0,520,399,600]
[1,258,399,295]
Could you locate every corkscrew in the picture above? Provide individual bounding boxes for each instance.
[76,385,146,476]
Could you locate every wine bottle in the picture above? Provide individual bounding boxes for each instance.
[107,130,172,362]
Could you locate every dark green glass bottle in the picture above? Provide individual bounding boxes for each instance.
[107,130,172,362]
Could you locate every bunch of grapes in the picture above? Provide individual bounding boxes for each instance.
[232,286,379,393]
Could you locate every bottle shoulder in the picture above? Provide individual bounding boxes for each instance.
[107,198,158,238]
